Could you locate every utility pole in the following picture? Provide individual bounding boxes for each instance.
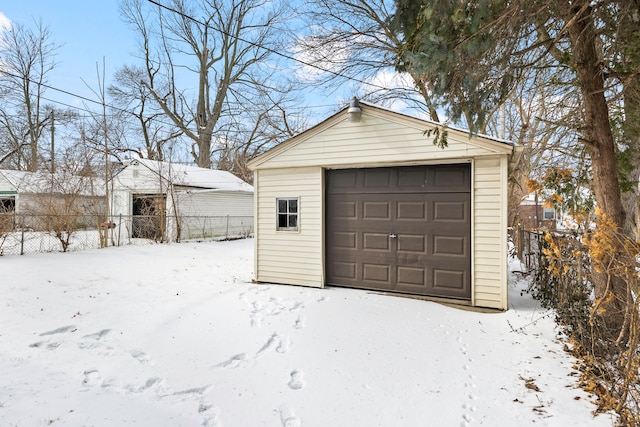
[50,110,55,173]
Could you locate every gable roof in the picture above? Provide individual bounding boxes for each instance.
[249,100,515,170]
[124,159,253,192]
[0,169,105,196]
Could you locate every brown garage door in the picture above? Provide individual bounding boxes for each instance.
[326,164,471,300]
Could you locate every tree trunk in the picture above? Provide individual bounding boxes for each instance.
[564,1,628,332]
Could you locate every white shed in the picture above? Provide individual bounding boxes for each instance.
[248,100,516,310]
[0,169,105,228]
[110,159,254,241]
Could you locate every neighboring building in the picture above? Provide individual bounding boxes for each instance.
[248,99,518,310]
[517,193,558,230]
[110,159,254,241]
[0,169,105,229]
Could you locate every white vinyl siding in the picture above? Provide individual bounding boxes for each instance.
[473,156,508,309]
[250,104,513,309]
[254,167,323,287]
[173,191,253,217]
[254,114,510,170]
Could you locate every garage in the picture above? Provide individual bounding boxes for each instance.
[326,164,471,299]
[248,99,516,310]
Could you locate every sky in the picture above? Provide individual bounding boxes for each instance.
[0,237,618,426]
[1,1,140,110]
[0,1,353,124]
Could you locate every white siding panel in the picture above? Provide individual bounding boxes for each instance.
[254,167,324,288]
[175,191,253,217]
[473,157,508,309]
[258,116,499,169]
[0,174,16,193]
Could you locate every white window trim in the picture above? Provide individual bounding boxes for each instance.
[276,197,299,231]
[543,207,556,220]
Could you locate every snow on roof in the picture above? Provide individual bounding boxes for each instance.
[0,169,105,196]
[128,159,253,192]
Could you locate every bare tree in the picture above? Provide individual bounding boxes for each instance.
[120,0,301,169]
[296,0,442,121]
[213,88,308,183]
[108,65,183,161]
[0,19,60,171]
[482,65,586,226]
[35,172,104,252]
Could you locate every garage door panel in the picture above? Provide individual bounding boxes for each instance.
[332,261,357,280]
[363,233,390,251]
[326,165,471,300]
[330,170,358,189]
[432,269,468,297]
[432,199,469,222]
[397,201,426,220]
[397,234,426,254]
[363,263,391,284]
[397,266,426,287]
[331,200,357,218]
[330,231,357,249]
[398,168,427,188]
[432,164,471,192]
[363,169,393,189]
[433,235,467,256]
[363,201,390,219]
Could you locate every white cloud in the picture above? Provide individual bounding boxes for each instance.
[291,29,351,84]
[0,12,11,53]
[0,12,11,32]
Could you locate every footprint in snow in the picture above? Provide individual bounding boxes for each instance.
[217,353,252,369]
[82,369,102,387]
[279,405,302,427]
[131,349,156,366]
[78,329,111,350]
[199,402,220,427]
[257,333,290,355]
[288,370,305,390]
[294,316,306,329]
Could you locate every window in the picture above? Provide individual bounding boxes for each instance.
[543,207,556,220]
[277,198,298,231]
[0,198,15,213]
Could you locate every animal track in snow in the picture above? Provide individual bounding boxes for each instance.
[288,370,304,390]
[458,334,477,426]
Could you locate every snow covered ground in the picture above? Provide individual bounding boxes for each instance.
[1,238,616,426]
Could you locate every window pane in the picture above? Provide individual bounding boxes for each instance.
[289,199,298,213]
[289,214,298,228]
[278,214,288,228]
[278,199,287,213]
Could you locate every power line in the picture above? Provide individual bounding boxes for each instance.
[144,0,389,93]
[0,0,388,141]
[0,68,339,135]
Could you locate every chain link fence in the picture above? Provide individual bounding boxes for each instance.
[0,213,253,256]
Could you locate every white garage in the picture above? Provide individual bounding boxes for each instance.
[248,100,516,310]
